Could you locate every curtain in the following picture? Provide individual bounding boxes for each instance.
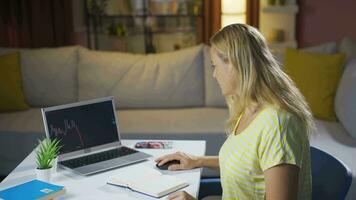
[0,0,73,48]
[202,0,221,44]
[246,0,259,28]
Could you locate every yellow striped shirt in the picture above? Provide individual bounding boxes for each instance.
[219,106,311,200]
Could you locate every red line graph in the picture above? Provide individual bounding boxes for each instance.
[49,119,84,146]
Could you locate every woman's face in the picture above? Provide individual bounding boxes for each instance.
[210,47,238,96]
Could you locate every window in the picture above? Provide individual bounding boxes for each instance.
[221,0,246,27]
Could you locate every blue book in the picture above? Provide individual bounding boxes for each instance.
[0,179,65,200]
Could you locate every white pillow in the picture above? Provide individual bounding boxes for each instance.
[302,41,338,54]
[78,45,205,108]
[335,59,356,139]
[0,48,15,55]
[339,37,356,64]
[277,42,338,65]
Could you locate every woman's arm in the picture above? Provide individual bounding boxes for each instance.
[196,156,220,170]
[264,164,299,200]
[155,152,219,170]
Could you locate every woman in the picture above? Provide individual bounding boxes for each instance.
[155,24,314,200]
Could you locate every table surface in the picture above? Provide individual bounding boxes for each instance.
[0,140,206,200]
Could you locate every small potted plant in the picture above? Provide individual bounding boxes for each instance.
[35,138,61,182]
[106,22,128,51]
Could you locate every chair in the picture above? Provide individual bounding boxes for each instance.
[311,146,352,200]
[198,146,352,200]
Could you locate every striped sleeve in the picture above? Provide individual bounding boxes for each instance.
[258,115,305,171]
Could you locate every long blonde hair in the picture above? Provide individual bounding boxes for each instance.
[210,23,315,136]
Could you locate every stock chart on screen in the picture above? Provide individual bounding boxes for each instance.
[44,101,119,154]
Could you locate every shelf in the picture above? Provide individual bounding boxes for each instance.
[85,0,204,53]
[262,5,299,14]
[268,40,297,49]
[90,26,195,34]
[88,14,203,18]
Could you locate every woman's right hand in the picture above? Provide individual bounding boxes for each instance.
[155,151,201,171]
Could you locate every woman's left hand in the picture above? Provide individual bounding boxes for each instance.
[166,191,196,200]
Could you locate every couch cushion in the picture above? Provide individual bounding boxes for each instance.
[334,59,356,139]
[339,37,356,64]
[0,109,44,134]
[0,48,17,55]
[203,45,226,107]
[302,41,338,54]
[284,48,345,120]
[78,45,204,108]
[0,46,79,107]
[0,52,29,112]
[22,46,78,106]
[275,42,338,65]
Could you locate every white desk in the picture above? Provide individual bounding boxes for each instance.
[0,140,206,199]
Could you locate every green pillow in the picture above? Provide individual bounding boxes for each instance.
[0,52,29,112]
[284,48,345,120]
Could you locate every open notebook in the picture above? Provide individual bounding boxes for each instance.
[107,165,189,198]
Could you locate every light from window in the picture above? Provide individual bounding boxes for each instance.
[221,0,246,27]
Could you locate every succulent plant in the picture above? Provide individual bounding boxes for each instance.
[36,138,62,170]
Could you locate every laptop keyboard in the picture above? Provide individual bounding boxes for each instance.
[59,146,138,169]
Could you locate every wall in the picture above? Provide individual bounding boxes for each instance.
[297,0,356,47]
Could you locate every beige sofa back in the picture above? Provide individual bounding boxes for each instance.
[1,44,226,109]
[78,45,207,108]
[0,46,78,107]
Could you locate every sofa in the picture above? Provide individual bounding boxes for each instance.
[0,38,356,199]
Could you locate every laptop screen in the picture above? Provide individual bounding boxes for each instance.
[44,100,119,154]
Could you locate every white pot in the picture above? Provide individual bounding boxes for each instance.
[36,167,52,183]
[51,157,58,173]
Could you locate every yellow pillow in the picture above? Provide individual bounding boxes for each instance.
[0,52,29,112]
[284,48,345,120]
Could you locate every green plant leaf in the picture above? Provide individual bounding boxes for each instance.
[35,138,62,169]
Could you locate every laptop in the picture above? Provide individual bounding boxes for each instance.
[41,96,152,175]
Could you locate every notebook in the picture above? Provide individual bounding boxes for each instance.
[0,179,65,200]
[41,96,152,175]
[107,165,189,198]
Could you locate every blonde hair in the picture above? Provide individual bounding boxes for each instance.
[210,23,315,136]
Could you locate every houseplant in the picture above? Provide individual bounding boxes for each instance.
[106,22,128,51]
[35,138,61,182]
